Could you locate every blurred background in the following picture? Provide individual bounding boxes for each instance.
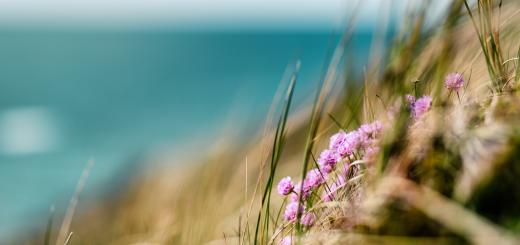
[0,0,450,241]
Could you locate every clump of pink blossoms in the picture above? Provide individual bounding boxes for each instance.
[336,131,361,157]
[284,202,304,222]
[406,94,432,119]
[329,131,347,150]
[316,120,383,202]
[290,181,311,202]
[277,176,294,195]
[304,168,325,189]
[276,120,384,230]
[317,149,340,173]
[413,96,432,118]
[444,73,464,92]
[301,212,316,227]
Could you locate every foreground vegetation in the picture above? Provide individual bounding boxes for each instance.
[29,0,520,244]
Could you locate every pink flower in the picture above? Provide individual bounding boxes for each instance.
[412,95,432,118]
[291,181,311,202]
[357,120,383,149]
[304,168,325,189]
[277,176,294,196]
[445,73,464,92]
[329,131,347,150]
[319,164,333,174]
[359,132,373,149]
[359,120,382,136]
[337,131,361,157]
[280,236,292,245]
[317,149,340,173]
[284,202,304,222]
[357,131,370,148]
[301,212,316,227]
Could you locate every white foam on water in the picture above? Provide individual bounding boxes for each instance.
[0,107,61,155]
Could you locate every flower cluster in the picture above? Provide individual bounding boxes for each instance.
[406,94,432,119]
[283,202,305,222]
[277,176,294,195]
[273,72,463,243]
[444,73,464,92]
[276,120,383,229]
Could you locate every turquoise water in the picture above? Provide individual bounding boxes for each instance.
[0,30,373,240]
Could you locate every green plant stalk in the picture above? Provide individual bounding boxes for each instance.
[253,66,298,245]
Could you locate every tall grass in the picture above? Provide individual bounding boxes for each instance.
[24,0,520,244]
[253,61,298,245]
[250,0,520,244]
[463,0,507,91]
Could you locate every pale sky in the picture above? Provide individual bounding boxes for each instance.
[0,0,451,30]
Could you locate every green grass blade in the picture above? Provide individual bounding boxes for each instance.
[253,62,299,245]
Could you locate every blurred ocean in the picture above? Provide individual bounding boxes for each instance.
[0,30,374,239]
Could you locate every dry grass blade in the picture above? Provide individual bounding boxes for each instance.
[55,160,94,245]
[464,0,507,90]
[63,232,73,245]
